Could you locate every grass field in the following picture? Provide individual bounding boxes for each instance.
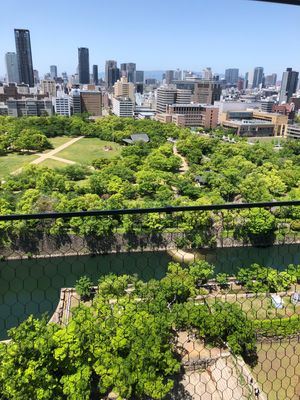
[0,153,38,179]
[0,136,74,178]
[206,293,300,320]
[48,136,73,149]
[253,340,300,400]
[38,158,71,169]
[56,138,122,164]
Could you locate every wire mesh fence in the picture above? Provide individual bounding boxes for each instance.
[0,201,300,399]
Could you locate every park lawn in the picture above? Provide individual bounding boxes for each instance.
[0,153,38,179]
[42,136,75,154]
[205,294,300,320]
[48,136,74,149]
[56,138,122,165]
[38,158,72,170]
[253,339,300,400]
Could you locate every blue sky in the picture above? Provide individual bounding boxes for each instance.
[0,0,299,78]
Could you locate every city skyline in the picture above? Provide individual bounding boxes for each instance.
[0,0,300,78]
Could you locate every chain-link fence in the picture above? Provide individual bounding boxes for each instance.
[0,201,300,399]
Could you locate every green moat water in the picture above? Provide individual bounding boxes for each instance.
[1,244,300,340]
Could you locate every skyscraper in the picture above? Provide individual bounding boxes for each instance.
[93,65,99,85]
[105,60,120,89]
[50,65,57,80]
[14,29,34,87]
[78,48,90,84]
[225,68,239,86]
[136,71,144,83]
[120,63,136,83]
[5,52,19,83]
[279,68,299,104]
[250,67,264,89]
[264,73,277,88]
[165,70,175,85]
[203,67,213,80]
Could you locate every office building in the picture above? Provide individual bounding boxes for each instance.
[265,73,277,88]
[260,100,275,113]
[40,80,57,97]
[193,80,221,104]
[214,100,261,123]
[5,52,19,83]
[165,70,174,84]
[17,83,30,95]
[78,47,90,84]
[174,79,221,104]
[289,96,300,114]
[4,83,18,98]
[249,67,264,89]
[176,89,192,104]
[113,76,135,101]
[7,98,53,117]
[33,70,40,85]
[93,65,99,85]
[225,68,239,86]
[53,96,71,116]
[136,70,144,83]
[157,104,218,129]
[70,88,82,114]
[220,110,288,137]
[62,72,68,83]
[156,86,177,113]
[50,65,57,80]
[112,96,134,117]
[14,29,34,87]
[120,63,136,83]
[287,124,300,139]
[105,60,120,89]
[80,91,102,116]
[279,68,299,104]
[203,68,213,80]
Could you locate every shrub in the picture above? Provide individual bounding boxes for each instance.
[75,276,94,300]
[216,273,230,288]
[290,220,300,231]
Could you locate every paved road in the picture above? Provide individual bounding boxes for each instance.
[12,136,83,175]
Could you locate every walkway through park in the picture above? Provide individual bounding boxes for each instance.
[12,136,84,175]
[173,144,189,173]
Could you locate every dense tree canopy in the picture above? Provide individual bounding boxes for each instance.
[0,262,257,399]
[1,116,300,245]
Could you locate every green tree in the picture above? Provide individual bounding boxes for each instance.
[75,276,94,300]
[235,208,276,243]
[14,128,52,152]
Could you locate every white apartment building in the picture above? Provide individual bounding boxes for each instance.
[53,96,71,116]
[112,96,134,117]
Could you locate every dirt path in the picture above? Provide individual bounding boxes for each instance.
[173,144,189,173]
[12,136,83,174]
